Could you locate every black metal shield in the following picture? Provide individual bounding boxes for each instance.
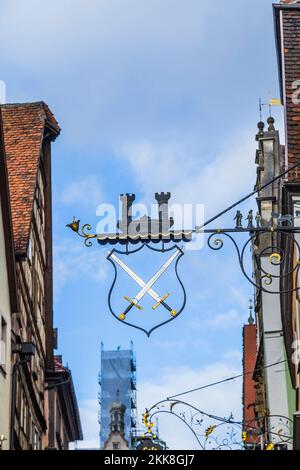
[107,244,186,336]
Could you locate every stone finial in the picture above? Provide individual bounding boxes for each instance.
[257,121,265,133]
[267,116,275,132]
[256,121,265,140]
[248,300,254,325]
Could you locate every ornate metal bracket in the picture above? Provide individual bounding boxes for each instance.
[66,218,97,247]
[146,399,293,450]
[67,218,300,295]
[205,227,300,294]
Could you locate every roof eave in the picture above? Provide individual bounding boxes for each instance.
[0,109,19,314]
[273,3,300,104]
[67,373,84,441]
[273,4,284,103]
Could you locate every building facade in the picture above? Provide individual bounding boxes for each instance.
[243,0,300,449]
[99,346,137,449]
[45,355,83,450]
[0,108,18,450]
[252,116,294,449]
[0,101,82,450]
[274,0,300,448]
[1,102,60,449]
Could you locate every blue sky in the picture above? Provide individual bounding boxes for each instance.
[0,0,285,449]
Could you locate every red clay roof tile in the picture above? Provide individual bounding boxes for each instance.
[1,102,60,252]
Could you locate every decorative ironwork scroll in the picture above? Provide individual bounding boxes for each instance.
[206,227,300,294]
[145,399,293,450]
[66,218,97,247]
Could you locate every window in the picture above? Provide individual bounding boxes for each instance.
[24,403,28,435]
[113,442,121,450]
[33,429,39,450]
[56,400,62,435]
[20,394,24,427]
[30,420,35,447]
[0,317,7,368]
[20,394,28,434]
[27,238,33,264]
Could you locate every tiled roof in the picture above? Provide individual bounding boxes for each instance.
[53,355,84,441]
[0,109,19,312]
[1,102,60,252]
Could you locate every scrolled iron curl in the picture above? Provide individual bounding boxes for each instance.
[203,422,244,450]
[207,235,224,251]
[258,246,285,278]
[207,230,300,294]
[147,399,293,450]
[81,224,95,247]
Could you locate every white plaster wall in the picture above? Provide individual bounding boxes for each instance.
[0,200,12,450]
[261,257,291,446]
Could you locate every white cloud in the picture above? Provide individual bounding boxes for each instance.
[0,80,6,104]
[224,349,242,362]
[229,286,251,311]
[138,360,242,450]
[116,128,258,224]
[53,242,108,296]
[72,399,100,450]
[206,309,241,329]
[187,308,243,332]
[61,176,103,208]
[0,0,265,152]
[0,1,218,70]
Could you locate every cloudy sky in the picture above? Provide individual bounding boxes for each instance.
[0,0,285,449]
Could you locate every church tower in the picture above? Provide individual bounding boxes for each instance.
[103,391,129,450]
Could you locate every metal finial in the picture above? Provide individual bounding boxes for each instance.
[66,218,97,247]
[66,217,80,233]
[248,299,254,325]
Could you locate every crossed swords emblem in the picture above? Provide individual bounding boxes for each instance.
[107,247,182,321]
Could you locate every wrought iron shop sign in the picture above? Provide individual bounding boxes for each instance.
[67,192,300,335]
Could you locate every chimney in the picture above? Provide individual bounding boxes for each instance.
[242,301,260,448]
